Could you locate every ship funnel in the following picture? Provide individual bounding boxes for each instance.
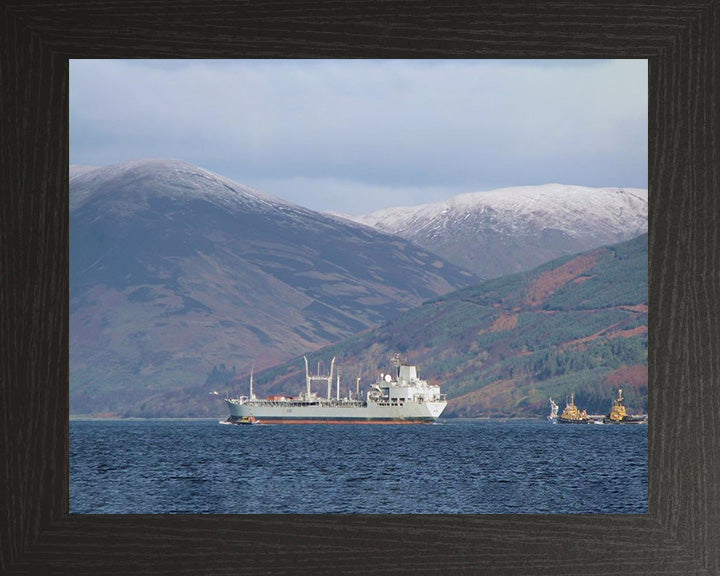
[392,353,402,380]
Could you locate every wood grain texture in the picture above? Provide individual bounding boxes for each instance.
[1,1,718,574]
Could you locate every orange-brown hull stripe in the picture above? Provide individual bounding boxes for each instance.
[255,419,432,425]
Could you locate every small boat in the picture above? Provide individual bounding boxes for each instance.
[229,415,262,425]
[556,393,591,424]
[603,389,648,424]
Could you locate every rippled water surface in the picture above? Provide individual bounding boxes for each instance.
[70,419,647,514]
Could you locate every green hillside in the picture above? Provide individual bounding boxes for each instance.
[236,233,648,419]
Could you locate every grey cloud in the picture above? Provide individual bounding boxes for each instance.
[70,59,647,213]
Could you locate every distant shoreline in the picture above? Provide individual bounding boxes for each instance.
[69,415,543,422]
[69,415,221,421]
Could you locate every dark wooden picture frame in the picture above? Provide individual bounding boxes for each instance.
[2,2,718,574]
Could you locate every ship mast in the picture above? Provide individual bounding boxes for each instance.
[304,356,310,396]
[249,363,255,400]
[303,356,336,399]
[327,357,336,399]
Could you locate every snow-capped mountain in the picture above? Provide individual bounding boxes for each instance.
[350,184,648,278]
[70,158,294,214]
[70,159,477,416]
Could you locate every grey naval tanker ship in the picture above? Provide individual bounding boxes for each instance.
[225,354,447,424]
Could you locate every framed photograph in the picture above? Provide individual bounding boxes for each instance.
[68,58,649,517]
[2,2,718,574]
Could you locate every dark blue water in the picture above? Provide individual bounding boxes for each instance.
[70,419,647,514]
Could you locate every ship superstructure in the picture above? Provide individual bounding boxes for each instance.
[547,398,559,422]
[603,389,648,424]
[556,392,591,424]
[225,354,447,424]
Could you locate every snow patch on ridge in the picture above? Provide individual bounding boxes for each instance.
[69,158,300,216]
[351,184,648,240]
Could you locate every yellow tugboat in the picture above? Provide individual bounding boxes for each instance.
[234,415,261,425]
[556,392,591,424]
[603,389,648,424]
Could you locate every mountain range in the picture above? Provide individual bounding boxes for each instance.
[350,184,648,278]
[70,159,477,415]
[70,159,647,418]
[217,233,648,420]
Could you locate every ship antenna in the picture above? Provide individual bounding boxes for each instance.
[336,366,340,400]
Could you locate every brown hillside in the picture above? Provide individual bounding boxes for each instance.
[524,251,604,308]
[561,322,648,352]
[603,365,648,388]
[490,312,519,332]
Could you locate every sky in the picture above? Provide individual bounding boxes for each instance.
[70,59,647,215]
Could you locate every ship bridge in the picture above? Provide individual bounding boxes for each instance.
[369,356,445,405]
